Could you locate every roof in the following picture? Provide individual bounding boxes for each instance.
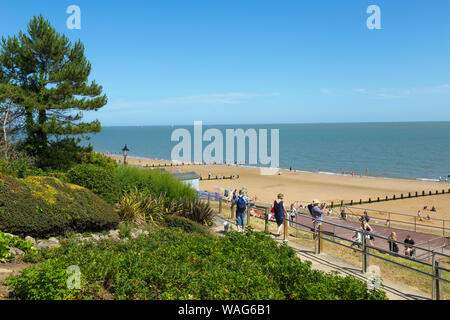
[170,171,200,181]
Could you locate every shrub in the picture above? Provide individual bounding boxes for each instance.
[66,164,119,205]
[115,189,165,227]
[37,137,94,171]
[0,152,40,178]
[0,174,119,238]
[115,166,195,204]
[163,215,211,236]
[7,228,387,300]
[81,152,117,171]
[0,231,40,262]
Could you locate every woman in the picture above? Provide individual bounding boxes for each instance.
[273,194,287,236]
[360,216,374,246]
[388,232,399,253]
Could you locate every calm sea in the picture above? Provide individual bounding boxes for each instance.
[84,122,450,181]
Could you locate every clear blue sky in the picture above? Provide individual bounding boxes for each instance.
[1,0,449,126]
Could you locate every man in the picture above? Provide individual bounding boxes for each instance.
[310,199,325,238]
[404,235,415,257]
[233,190,250,233]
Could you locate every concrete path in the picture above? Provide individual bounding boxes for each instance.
[212,214,431,300]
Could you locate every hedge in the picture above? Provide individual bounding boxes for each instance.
[0,174,119,238]
[66,164,119,205]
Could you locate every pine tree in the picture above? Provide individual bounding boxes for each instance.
[0,15,107,164]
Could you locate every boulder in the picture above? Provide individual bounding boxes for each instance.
[36,239,60,249]
[108,229,120,239]
[25,236,37,245]
[9,247,25,256]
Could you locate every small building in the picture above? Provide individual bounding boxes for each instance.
[170,171,200,191]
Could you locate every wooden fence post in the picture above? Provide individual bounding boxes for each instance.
[283,214,288,242]
[362,232,369,273]
[432,254,442,300]
[264,208,269,233]
[318,224,323,253]
[247,204,250,226]
[230,204,234,220]
[219,196,222,213]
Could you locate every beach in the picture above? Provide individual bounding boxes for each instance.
[109,155,450,222]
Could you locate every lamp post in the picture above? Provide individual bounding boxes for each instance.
[122,144,129,165]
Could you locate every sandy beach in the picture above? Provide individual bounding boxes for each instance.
[109,155,450,222]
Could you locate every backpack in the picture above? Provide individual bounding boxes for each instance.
[236,195,247,211]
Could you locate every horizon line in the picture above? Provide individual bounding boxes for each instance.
[99,120,450,128]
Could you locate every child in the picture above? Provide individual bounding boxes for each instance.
[289,204,297,227]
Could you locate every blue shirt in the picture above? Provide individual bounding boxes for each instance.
[311,205,323,219]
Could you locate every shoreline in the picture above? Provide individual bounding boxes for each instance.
[106,153,448,183]
[106,153,450,222]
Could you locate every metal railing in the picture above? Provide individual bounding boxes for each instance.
[228,201,449,300]
[343,206,450,237]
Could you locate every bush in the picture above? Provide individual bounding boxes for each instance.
[66,164,119,205]
[115,189,165,227]
[38,137,94,171]
[0,231,40,262]
[81,152,117,171]
[7,228,387,300]
[0,152,40,178]
[116,166,195,204]
[163,215,211,236]
[0,174,119,238]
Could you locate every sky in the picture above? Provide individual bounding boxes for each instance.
[1,0,449,126]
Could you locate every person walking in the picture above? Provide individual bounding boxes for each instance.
[360,216,374,246]
[289,204,297,227]
[404,235,415,257]
[388,232,399,253]
[310,200,325,239]
[273,194,287,236]
[233,189,249,233]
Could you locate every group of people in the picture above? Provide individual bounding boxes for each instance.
[230,193,418,259]
[387,233,416,257]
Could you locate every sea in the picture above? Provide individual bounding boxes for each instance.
[84,122,450,182]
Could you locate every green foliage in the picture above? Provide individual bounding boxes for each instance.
[0,152,39,178]
[115,188,165,227]
[116,166,195,204]
[38,137,94,171]
[7,228,387,300]
[163,215,211,236]
[118,222,132,239]
[81,152,117,171]
[178,198,215,226]
[0,230,39,262]
[66,163,119,205]
[6,259,83,300]
[0,174,119,238]
[0,15,107,161]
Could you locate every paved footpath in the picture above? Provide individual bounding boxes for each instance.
[212,214,431,300]
[293,213,450,259]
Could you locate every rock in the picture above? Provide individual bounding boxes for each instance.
[4,233,17,238]
[25,236,36,245]
[48,237,60,244]
[108,230,120,240]
[8,247,25,256]
[36,239,60,249]
[91,234,101,241]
